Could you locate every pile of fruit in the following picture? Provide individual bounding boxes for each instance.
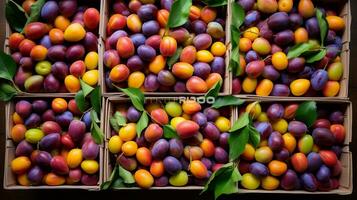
[104,1,227,93]
[232,0,345,97]
[10,98,100,186]
[239,102,346,191]
[107,100,231,188]
[8,0,100,93]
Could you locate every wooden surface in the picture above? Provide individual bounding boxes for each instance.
[0,0,355,199]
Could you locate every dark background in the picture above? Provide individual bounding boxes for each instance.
[0,0,355,199]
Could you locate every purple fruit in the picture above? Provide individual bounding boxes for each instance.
[238,0,255,11]
[34,151,52,168]
[130,33,146,48]
[271,84,290,96]
[326,30,336,45]
[268,12,289,31]
[163,156,182,175]
[301,173,318,191]
[281,169,299,190]
[155,176,169,187]
[203,107,220,122]
[144,74,160,92]
[82,140,99,160]
[15,140,33,157]
[274,30,294,46]
[25,113,41,128]
[193,34,212,50]
[288,121,307,137]
[138,4,157,22]
[298,66,314,79]
[174,81,186,92]
[306,18,320,38]
[161,0,173,10]
[311,69,328,91]
[331,145,342,158]
[307,152,322,172]
[262,65,280,81]
[268,131,284,151]
[142,20,160,37]
[108,30,128,49]
[258,20,273,41]
[203,122,220,141]
[280,72,297,85]
[326,45,340,59]
[56,111,73,128]
[19,57,33,70]
[42,109,55,122]
[137,45,156,61]
[214,147,228,163]
[127,106,141,122]
[152,139,169,160]
[27,166,44,185]
[249,162,269,178]
[211,57,225,76]
[254,122,273,139]
[117,156,137,171]
[16,100,32,118]
[59,0,77,18]
[127,55,144,71]
[275,148,290,161]
[219,132,229,149]
[245,10,261,27]
[41,1,59,22]
[201,158,213,170]
[51,62,69,80]
[32,100,48,113]
[288,57,305,73]
[192,112,208,127]
[69,168,82,183]
[329,111,344,124]
[44,74,60,92]
[82,111,92,131]
[267,103,284,121]
[68,120,86,143]
[169,138,184,158]
[47,45,66,62]
[40,35,52,49]
[245,50,260,63]
[157,70,176,86]
[193,62,211,79]
[316,165,331,182]
[66,44,85,62]
[83,32,98,52]
[81,174,98,186]
[39,133,61,151]
[191,20,207,35]
[289,13,303,30]
[312,128,335,147]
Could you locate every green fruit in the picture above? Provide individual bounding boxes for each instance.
[298,134,314,154]
[169,170,188,186]
[25,128,44,144]
[165,102,182,117]
[327,62,343,81]
[35,61,52,76]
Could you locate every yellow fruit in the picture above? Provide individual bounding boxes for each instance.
[64,23,86,42]
[122,141,138,156]
[243,27,260,41]
[290,79,310,96]
[81,160,99,174]
[210,42,226,56]
[196,50,214,63]
[241,173,260,189]
[242,77,257,93]
[215,116,231,132]
[272,52,288,70]
[108,135,123,154]
[128,71,145,88]
[272,119,288,134]
[67,148,83,169]
[171,117,186,129]
[82,70,99,86]
[84,52,99,70]
[119,123,137,141]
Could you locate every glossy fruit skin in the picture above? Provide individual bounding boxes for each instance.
[202,122,220,141]
[51,155,69,175]
[172,62,194,79]
[169,171,188,186]
[39,133,61,151]
[241,173,260,190]
[249,162,269,177]
[134,169,154,189]
[169,138,184,158]
[268,160,288,176]
[151,139,169,160]
[319,150,338,167]
[301,173,318,191]
[82,140,99,160]
[190,160,208,179]
[312,128,335,147]
[116,37,135,59]
[281,169,299,190]
[290,79,310,96]
[176,120,199,139]
[288,121,307,138]
[268,131,284,151]
[160,36,177,57]
[291,153,308,173]
[44,172,65,186]
[307,152,323,172]
[163,156,182,175]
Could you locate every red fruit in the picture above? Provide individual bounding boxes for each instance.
[70,60,86,78]
[68,99,82,115]
[19,39,36,56]
[291,153,308,173]
[24,22,49,40]
[61,133,75,149]
[83,8,100,29]
[319,150,338,167]
[176,120,200,139]
[41,121,62,135]
[50,156,69,175]
[150,108,169,125]
[107,14,127,34]
[160,36,177,57]
[9,33,25,50]
[330,124,346,144]
[116,37,135,58]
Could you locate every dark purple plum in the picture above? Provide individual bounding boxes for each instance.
[289,13,303,30]
[127,106,141,122]
[59,0,77,18]
[44,74,60,92]
[82,140,99,160]
[138,4,158,22]
[151,139,169,160]
[203,107,220,122]
[268,131,284,151]
[288,57,305,73]
[155,176,169,187]
[32,100,48,113]
[34,151,52,168]
[203,122,220,141]
[306,18,320,39]
[281,169,299,190]
[66,44,85,62]
[274,30,294,46]
[83,32,98,52]
[16,100,32,118]
[191,20,207,34]
[15,140,33,157]
[262,65,280,81]
[142,20,160,37]
[275,148,290,161]
[163,156,182,175]
[169,138,184,158]
[211,57,225,76]
[271,84,290,96]
[193,62,211,79]
[312,128,335,147]
[144,74,159,92]
[47,45,66,62]
[51,62,68,80]
[245,10,261,27]
[27,166,44,185]
[214,147,228,163]
[298,66,314,79]
[307,152,322,172]
[249,162,269,177]
[137,45,156,61]
[238,0,255,11]
[25,113,41,128]
[288,121,307,137]
[192,112,208,127]
[316,165,331,182]
[39,133,61,151]
[311,69,328,91]
[130,33,146,48]
[56,111,73,129]
[268,12,289,31]
[245,50,260,63]
[329,111,344,124]
[254,122,273,139]
[40,35,52,49]
[41,1,59,22]
[301,173,318,191]
[267,104,284,121]
[219,132,229,149]
[127,55,144,71]
[174,81,186,92]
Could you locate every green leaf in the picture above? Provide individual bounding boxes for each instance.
[316,9,328,46]
[230,112,249,132]
[306,49,327,63]
[75,90,89,112]
[211,96,244,109]
[90,110,104,144]
[163,125,179,139]
[101,164,120,190]
[80,79,94,97]
[24,0,45,26]
[231,166,242,182]
[287,43,314,59]
[214,173,238,200]
[119,166,135,184]
[5,0,27,32]
[202,162,233,194]
[205,79,222,99]
[248,124,260,148]
[114,111,127,126]
[295,101,317,127]
[228,126,249,161]
[109,117,120,132]
[167,0,192,28]
[0,81,18,102]
[229,2,245,76]
[90,86,101,114]
[0,51,17,81]
[136,112,148,137]
[117,87,145,111]
[167,47,182,69]
[111,178,126,188]
[202,0,228,7]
